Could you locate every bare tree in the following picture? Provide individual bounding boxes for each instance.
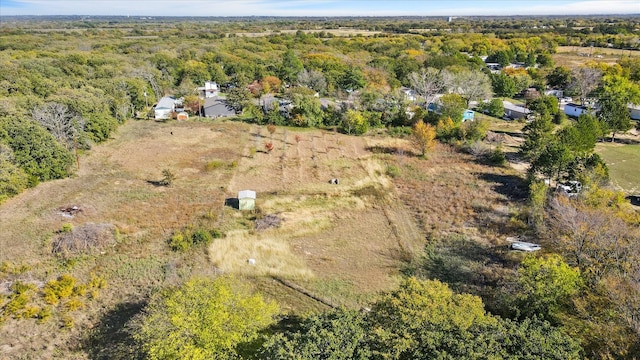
[132,68,163,100]
[453,70,493,107]
[547,196,638,281]
[407,67,444,106]
[297,69,327,94]
[571,67,602,105]
[439,69,457,93]
[32,102,85,149]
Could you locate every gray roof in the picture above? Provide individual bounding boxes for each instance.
[203,96,236,117]
[156,96,176,110]
[502,101,530,114]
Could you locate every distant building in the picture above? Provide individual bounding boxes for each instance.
[154,96,176,120]
[564,103,591,118]
[503,101,531,120]
[203,96,236,118]
[197,81,219,98]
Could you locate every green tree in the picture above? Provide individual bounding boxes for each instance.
[491,72,518,98]
[1,116,73,186]
[0,144,29,203]
[290,92,323,127]
[597,74,640,142]
[225,87,252,114]
[547,66,572,89]
[520,114,554,163]
[536,53,554,68]
[438,93,467,123]
[341,109,369,135]
[365,278,497,359]
[280,49,304,85]
[513,254,582,323]
[364,277,582,360]
[260,308,368,360]
[339,67,366,92]
[134,277,278,360]
[528,95,559,116]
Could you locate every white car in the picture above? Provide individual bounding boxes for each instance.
[510,241,541,252]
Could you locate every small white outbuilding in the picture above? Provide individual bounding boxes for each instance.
[238,190,256,211]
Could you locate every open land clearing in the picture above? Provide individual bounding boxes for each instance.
[554,46,640,69]
[0,116,594,357]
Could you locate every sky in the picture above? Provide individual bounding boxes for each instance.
[1,0,639,17]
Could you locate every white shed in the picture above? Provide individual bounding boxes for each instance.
[238,190,256,211]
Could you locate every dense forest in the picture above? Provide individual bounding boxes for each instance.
[0,15,639,359]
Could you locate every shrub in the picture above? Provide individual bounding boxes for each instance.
[160,169,176,186]
[4,293,29,317]
[488,145,507,166]
[37,307,52,323]
[169,228,222,251]
[191,229,212,245]
[204,160,225,171]
[65,298,85,311]
[88,273,107,290]
[168,232,189,251]
[60,223,73,233]
[62,314,74,328]
[386,165,400,178]
[43,274,76,305]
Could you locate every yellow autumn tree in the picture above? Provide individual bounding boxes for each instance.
[411,120,436,156]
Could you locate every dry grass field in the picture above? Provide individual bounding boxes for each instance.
[0,116,534,358]
[554,45,640,69]
[0,119,422,357]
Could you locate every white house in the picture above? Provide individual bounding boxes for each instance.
[198,81,219,98]
[154,96,176,120]
[564,103,591,118]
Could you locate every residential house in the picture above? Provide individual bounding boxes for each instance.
[503,101,531,120]
[154,96,176,120]
[203,96,236,118]
[197,81,219,98]
[564,103,591,118]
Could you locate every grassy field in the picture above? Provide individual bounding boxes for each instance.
[554,46,639,69]
[0,119,425,357]
[0,114,545,358]
[596,143,640,193]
